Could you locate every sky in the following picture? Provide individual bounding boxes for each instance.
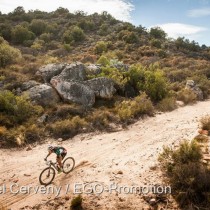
[0,0,210,46]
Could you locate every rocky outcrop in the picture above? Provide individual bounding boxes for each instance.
[85,77,116,99]
[26,84,60,106]
[51,80,95,107]
[21,80,40,91]
[51,62,86,83]
[185,80,203,101]
[85,64,101,76]
[32,62,116,107]
[36,63,66,83]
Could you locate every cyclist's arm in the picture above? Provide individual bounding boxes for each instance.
[45,151,52,160]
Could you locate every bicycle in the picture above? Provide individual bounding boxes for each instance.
[39,157,75,185]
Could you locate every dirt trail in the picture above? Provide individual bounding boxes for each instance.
[1,100,210,209]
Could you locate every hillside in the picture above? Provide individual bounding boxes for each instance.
[0,7,210,147]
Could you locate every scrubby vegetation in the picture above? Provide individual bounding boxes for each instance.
[70,195,83,210]
[0,7,210,146]
[159,140,210,209]
[200,115,210,132]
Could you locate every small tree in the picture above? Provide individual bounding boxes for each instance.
[94,41,108,54]
[0,38,22,67]
[30,19,47,36]
[12,25,35,44]
[63,26,85,44]
[150,27,166,39]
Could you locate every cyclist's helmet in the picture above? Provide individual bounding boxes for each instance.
[48,145,54,151]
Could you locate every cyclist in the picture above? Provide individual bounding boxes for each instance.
[44,145,67,173]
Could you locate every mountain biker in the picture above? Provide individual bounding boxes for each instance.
[44,145,67,173]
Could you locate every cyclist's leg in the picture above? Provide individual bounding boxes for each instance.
[56,155,63,169]
[61,152,67,160]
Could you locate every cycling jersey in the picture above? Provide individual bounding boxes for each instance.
[52,147,67,156]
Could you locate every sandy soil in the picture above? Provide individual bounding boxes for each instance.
[1,100,210,210]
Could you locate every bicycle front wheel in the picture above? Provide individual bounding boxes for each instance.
[63,157,75,174]
[39,167,55,185]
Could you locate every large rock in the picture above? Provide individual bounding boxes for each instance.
[36,63,66,83]
[51,80,95,107]
[26,84,60,106]
[51,62,86,83]
[21,80,40,91]
[85,64,101,76]
[185,80,203,101]
[85,77,116,99]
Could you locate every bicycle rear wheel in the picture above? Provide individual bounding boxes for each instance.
[39,167,55,185]
[63,157,75,174]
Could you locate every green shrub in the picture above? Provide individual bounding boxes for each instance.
[150,27,166,39]
[0,39,22,67]
[71,195,83,209]
[157,97,177,112]
[150,38,161,48]
[116,93,154,122]
[30,19,47,36]
[144,70,169,102]
[0,91,43,126]
[159,140,210,208]
[94,41,108,55]
[177,89,197,104]
[11,25,35,44]
[96,55,110,66]
[63,26,85,44]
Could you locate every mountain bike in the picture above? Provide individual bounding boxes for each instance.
[39,157,75,185]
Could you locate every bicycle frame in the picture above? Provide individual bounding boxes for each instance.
[45,160,59,171]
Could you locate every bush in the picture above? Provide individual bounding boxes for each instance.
[30,19,47,36]
[96,55,110,66]
[0,39,22,67]
[116,93,154,122]
[0,91,43,126]
[48,116,88,139]
[94,41,108,54]
[63,26,85,44]
[200,115,210,131]
[11,25,35,44]
[71,195,83,209]
[159,140,210,208]
[157,97,177,112]
[177,89,197,104]
[144,70,169,102]
[88,109,118,130]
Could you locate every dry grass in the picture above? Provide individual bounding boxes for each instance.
[200,115,210,132]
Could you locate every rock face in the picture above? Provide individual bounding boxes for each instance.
[85,77,116,99]
[32,62,116,107]
[26,84,60,106]
[85,64,101,76]
[185,80,203,101]
[51,81,95,107]
[21,80,40,91]
[51,62,86,83]
[36,63,66,83]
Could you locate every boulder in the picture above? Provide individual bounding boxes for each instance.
[51,62,86,83]
[51,80,95,107]
[185,80,203,101]
[21,80,40,91]
[85,77,116,99]
[26,84,60,106]
[36,63,66,83]
[85,64,101,76]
